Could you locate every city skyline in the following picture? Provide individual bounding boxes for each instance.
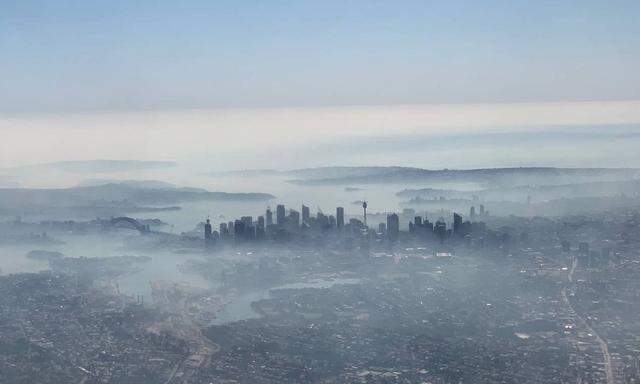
[3,2,640,383]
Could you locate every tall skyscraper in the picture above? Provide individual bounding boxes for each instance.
[434,219,447,243]
[204,218,212,239]
[387,213,399,242]
[233,220,244,238]
[316,211,329,229]
[256,216,266,239]
[336,207,345,228]
[328,215,336,228]
[266,207,273,226]
[453,213,463,236]
[470,206,476,221]
[241,216,253,227]
[302,204,310,224]
[276,204,286,226]
[289,209,300,228]
[204,218,213,248]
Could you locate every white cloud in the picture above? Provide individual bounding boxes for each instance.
[2,100,640,168]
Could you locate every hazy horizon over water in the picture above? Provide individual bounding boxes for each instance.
[2,100,640,173]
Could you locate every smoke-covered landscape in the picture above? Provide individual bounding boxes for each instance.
[2,159,640,383]
[3,1,640,383]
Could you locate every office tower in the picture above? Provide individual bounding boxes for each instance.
[256,218,265,240]
[336,207,345,228]
[233,220,244,238]
[289,209,300,228]
[238,217,253,240]
[453,213,463,236]
[414,216,423,227]
[317,211,329,229]
[204,218,214,248]
[386,213,399,242]
[302,204,310,224]
[462,220,471,237]
[434,219,447,243]
[378,222,386,234]
[362,201,368,227]
[425,219,434,232]
[241,216,253,227]
[276,204,286,226]
[328,215,336,228]
[479,204,485,216]
[470,206,476,221]
[219,222,228,238]
[204,218,212,240]
[257,215,265,229]
[246,225,256,240]
[266,207,273,226]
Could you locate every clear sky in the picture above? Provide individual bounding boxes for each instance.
[2,0,640,113]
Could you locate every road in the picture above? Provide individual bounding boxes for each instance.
[562,257,614,384]
[154,285,219,384]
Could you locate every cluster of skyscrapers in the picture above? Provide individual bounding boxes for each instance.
[204,202,487,249]
[205,204,354,248]
[408,208,488,245]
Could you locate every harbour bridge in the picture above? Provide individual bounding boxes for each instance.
[107,217,150,234]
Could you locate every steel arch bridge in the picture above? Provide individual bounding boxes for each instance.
[109,217,149,234]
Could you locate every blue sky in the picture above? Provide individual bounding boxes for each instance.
[1,0,640,112]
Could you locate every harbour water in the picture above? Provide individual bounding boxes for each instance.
[212,278,362,324]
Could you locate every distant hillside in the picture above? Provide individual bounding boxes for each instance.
[286,167,640,187]
[0,183,275,214]
[207,166,424,179]
[3,160,177,174]
[398,179,640,202]
[207,169,281,177]
[288,166,419,179]
[78,179,177,189]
